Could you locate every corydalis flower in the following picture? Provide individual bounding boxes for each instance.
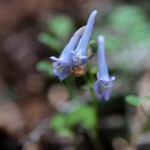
[50,26,85,81]
[71,10,97,66]
[93,35,115,100]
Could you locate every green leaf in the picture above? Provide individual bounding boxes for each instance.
[90,66,98,75]
[125,95,141,106]
[144,96,150,101]
[38,33,62,51]
[57,128,72,137]
[81,106,96,129]
[51,105,96,134]
[67,105,96,129]
[48,15,74,40]
[107,5,150,44]
[50,114,73,137]
[36,61,53,76]
[108,6,146,30]
[88,40,96,48]
[50,114,66,130]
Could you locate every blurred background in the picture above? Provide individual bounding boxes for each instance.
[0,0,150,150]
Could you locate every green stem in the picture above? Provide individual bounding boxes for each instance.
[89,86,104,150]
[84,73,104,150]
[64,76,77,98]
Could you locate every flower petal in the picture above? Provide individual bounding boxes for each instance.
[93,81,103,100]
[75,10,97,55]
[70,51,88,66]
[70,10,97,66]
[60,26,85,60]
[53,61,71,81]
[97,35,110,79]
[103,87,112,101]
[50,56,60,61]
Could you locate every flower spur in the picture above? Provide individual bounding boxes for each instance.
[50,26,85,81]
[93,35,115,100]
[71,10,97,66]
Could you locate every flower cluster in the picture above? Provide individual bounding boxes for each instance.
[50,26,86,81]
[50,10,115,100]
[50,10,97,81]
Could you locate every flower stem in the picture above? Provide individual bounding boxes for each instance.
[64,76,77,98]
[84,71,104,150]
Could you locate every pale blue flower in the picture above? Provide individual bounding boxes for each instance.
[50,26,85,81]
[93,35,115,100]
[71,10,97,66]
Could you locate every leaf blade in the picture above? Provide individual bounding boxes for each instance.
[125,95,141,106]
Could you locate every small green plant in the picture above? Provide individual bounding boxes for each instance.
[50,104,96,137]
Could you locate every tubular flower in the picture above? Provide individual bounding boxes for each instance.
[71,10,97,66]
[93,35,115,100]
[50,26,85,81]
